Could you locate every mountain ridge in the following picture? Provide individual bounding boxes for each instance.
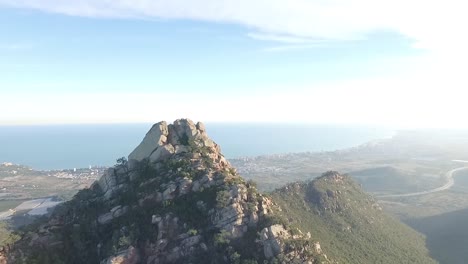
[272,172,437,264]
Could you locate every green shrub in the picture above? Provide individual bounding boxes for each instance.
[188,229,198,236]
[216,190,231,208]
[180,133,190,146]
[214,230,230,247]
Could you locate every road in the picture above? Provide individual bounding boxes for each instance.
[377,166,468,198]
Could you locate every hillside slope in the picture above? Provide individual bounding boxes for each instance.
[272,171,436,264]
[407,207,468,264]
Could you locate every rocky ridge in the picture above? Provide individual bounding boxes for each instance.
[4,119,333,264]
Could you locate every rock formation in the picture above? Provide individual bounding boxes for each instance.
[4,119,333,264]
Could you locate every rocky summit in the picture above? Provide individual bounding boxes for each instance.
[3,119,333,264]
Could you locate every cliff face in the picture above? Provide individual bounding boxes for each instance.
[5,119,332,264]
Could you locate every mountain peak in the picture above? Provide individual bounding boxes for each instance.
[128,119,225,166]
[316,171,345,183]
[5,119,332,264]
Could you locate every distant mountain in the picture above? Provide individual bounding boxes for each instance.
[1,119,436,264]
[271,172,436,264]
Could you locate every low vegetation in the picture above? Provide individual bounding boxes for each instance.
[271,172,437,264]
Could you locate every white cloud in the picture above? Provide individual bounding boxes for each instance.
[247,32,330,51]
[1,0,467,53]
[247,32,328,44]
[262,44,325,52]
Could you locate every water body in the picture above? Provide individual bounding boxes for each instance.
[0,123,395,170]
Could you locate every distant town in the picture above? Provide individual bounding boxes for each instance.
[1,162,107,181]
[45,166,107,180]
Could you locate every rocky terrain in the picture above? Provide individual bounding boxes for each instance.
[1,119,333,263]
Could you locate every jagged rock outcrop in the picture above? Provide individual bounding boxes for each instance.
[5,119,333,264]
[260,224,289,259]
[128,119,221,165]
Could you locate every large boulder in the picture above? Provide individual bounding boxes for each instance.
[259,224,290,259]
[97,168,118,199]
[149,144,175,162]
[128,121,169,162]
[128,119,227,166]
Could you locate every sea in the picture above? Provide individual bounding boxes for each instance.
[0,123,395,170]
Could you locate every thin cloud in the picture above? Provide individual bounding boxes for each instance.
[1,0,466,53]
[262,44,325,52]
[1,0,467,66]
[248,32,332,52]
[247,32,327,44]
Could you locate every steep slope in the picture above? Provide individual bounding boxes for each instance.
[3,119,332,264]
[406,207,468,264]
[272,171,437,264]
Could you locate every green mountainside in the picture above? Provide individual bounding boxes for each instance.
[272,171,436,264]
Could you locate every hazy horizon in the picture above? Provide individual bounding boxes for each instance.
[0,122,395,170]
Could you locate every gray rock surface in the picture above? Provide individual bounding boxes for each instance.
[259,224,290,259]
[128,121,168,162]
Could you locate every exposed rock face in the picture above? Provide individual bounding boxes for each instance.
[260,224,289,259]
[128,121,169,162]
[128,119,220,165]
[100,246,139,264]
[97,205,130,225]
[5,119,333,264]
[97,119,228,203]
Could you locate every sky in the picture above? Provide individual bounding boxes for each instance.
[1,0,468,128]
